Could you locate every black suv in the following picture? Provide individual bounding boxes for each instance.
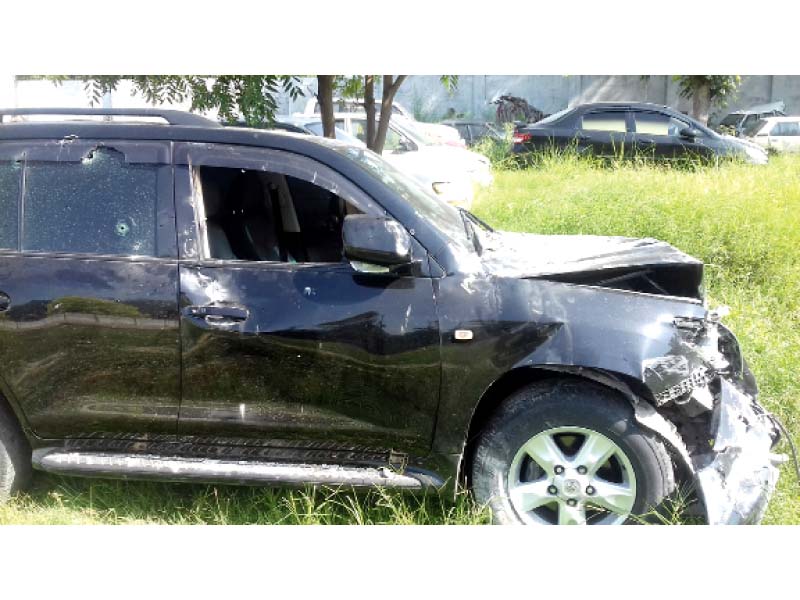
[0,108,783,525]
[512,102,769,164]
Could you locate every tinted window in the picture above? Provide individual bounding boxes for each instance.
[742,114,760,130]
[634,112,687,136]
[720,114,743,127]
[581,112,627,132]
[744,119,768,137]
[470,124,490,139]
[0,162,21,250]
[23,148,158,256]
[772,122,800,136]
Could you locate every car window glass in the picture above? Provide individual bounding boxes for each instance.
[581,112,627,133]
[742,114,760,129]
[0,162,21,250]
[349,119,368,143]
[353,120,404,152]
[744,119,768,137]
[633,113,687,136]
[22,148,158,256]
[772,122,800,136]
[470,124,489,138]
[383,127,405,152]
[192,164,364,264]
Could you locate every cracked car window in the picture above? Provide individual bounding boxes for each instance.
[0,162,21,250]
[22,147,157,256]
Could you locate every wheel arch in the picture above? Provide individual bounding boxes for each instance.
[456,365,660,488]
[0,387,34,446]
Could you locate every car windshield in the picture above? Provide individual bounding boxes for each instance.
[329,144,472,250]
[720,114,743,127]
[392,118,436,146]
[744,119,768,137]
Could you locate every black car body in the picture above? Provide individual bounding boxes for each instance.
[512,102,768,164]
[0,108,783,525]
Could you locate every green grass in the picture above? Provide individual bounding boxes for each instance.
[1,154,798,525]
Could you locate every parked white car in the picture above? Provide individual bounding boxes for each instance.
[744,116,800,153]
[329,112,494,209]
[282,113,477,209]
[302,97,466,147]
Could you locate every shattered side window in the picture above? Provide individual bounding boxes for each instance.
[22,147,157,256]
[0,161,21,250]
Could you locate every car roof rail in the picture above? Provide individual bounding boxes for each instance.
[0,107,221,127]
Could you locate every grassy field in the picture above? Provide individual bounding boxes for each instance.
[1,154,797,525]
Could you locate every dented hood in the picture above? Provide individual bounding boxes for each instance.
[480,232,704,298]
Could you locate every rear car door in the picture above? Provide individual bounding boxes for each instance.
[0,140,180,438]
[576,109,632,157]
[172,143,441,456]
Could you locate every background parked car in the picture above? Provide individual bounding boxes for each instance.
[714,101,786,137]
[744,116,800,153]
[250,118,363,145]
[302,97,465,147]
[329,112,493,207]
[512,102,768,164]
[442,120,505,146]
[274,114,479,209]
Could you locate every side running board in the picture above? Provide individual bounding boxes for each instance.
[32,449,442,489]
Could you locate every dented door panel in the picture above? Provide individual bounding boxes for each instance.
[177,263,441,454]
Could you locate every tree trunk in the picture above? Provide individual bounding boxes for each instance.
[692,81,711,125]
[316,75,336,138]
[370,75,407,153]
[364,75,376,149]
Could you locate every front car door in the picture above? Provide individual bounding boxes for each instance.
[0,140,180,439]
[630,110,712,160]
[172,143,441,457]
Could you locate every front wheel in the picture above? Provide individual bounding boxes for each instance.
[471,379,676,525]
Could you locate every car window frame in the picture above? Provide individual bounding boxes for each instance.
[172,142,392,267]
[579,108,631,134]
[631,110,694,138]
[0,139,175,262]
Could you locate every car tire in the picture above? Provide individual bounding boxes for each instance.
[471,379,676,525]
[0,400,32,503]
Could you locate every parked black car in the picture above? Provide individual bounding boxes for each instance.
[0,108,783,525]
[512,102,768,164]
[442,120,504,146]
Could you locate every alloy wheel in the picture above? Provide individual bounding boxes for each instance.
[507,426,637,525]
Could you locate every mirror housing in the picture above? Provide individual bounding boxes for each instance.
[679,127,701,141]
[343,215,412,268]
[396,138,416,153]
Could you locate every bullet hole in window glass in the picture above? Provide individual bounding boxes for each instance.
[22,148,158,256]
[0,162,21,250]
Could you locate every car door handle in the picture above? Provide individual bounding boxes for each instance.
[575,133,590,141]
[0,292,10,313]
[183,305,249,326]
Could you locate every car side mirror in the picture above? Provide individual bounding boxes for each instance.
[679,127,701,140]
[396,138,415,153]
[343,215,413,272]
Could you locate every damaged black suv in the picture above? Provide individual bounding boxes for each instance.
[0,108,783,524]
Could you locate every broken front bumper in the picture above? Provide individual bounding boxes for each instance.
[694,378,785,524]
